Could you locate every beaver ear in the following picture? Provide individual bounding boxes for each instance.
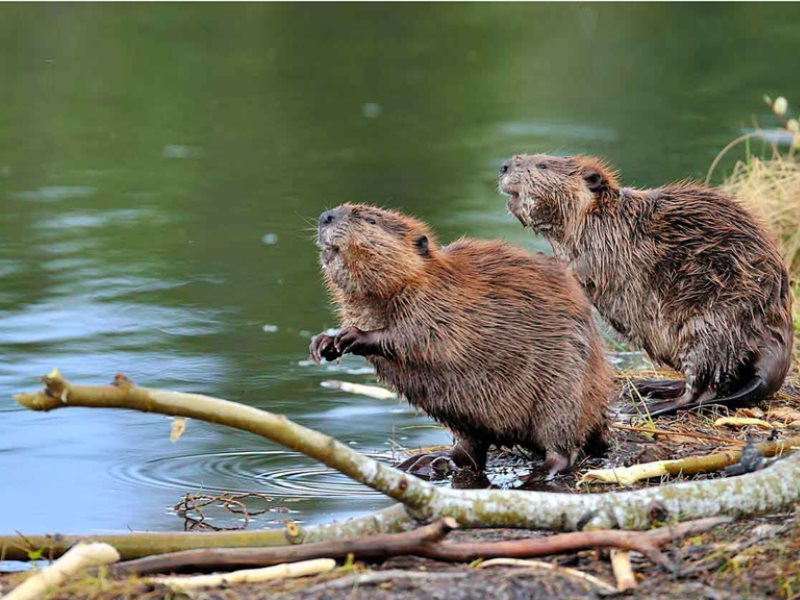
[583,169,607,193]
[414,235,430,256]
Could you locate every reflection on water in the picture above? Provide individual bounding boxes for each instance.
[112,450,394,498]
[1,3,799,538]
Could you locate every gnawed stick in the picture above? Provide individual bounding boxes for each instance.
[581,435,800,485]
[3,543,120,600]
[152,558,336,591]
[610,549,637,592]
[113,517,728,575]
[113,518,459,575]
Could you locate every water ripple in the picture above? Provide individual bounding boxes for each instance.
[110,450,393,499]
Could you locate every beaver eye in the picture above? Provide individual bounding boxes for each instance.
[365,217,377,225]
[537,163,548,170]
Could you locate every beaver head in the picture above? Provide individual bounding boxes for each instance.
[498,154,619,239]
[317,203,434,298]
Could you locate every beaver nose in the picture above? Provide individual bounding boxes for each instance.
[319,209,342,227]
[500,160,511,175]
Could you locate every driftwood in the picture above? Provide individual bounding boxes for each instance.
[8,371,800,562]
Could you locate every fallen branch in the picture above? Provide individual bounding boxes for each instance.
[416,516,727,569]
[113,518,458,575]
[113,516,726,576]
[0,504,414,562]
[476,558,616,594]
[11,371,800,560]
[152,558,336,591]
[3,543,120,600]
[581,435,800,485]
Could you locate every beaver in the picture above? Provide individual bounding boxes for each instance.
[499,153,793,416]
[309,203,612,477]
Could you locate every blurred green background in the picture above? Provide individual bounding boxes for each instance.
[1,3,799,534]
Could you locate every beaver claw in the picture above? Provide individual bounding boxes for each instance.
[334,327,368,355]
[334,327,388,358]
[309,334,342,364]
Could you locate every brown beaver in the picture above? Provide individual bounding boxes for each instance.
[309,203,612,477]
[499,154,793,416]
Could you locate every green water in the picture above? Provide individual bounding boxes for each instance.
[1,3,799,535]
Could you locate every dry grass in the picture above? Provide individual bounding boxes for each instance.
[721,154,800,279]
[719,150,800,369]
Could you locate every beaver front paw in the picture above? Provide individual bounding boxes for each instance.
[309,333,342,364]
[334,327,383,357]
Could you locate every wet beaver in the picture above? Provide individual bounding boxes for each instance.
[309,203,611,477]
[499,154,793,416]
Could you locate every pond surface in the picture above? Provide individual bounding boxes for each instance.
[1,4,800,536]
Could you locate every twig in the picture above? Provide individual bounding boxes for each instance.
[680,519,796,576]
[611,423,746,446]
[173,492,275,531]
[610,549,637,592]
[477,558,616,594]
[706,132,761,184]
[152,558,335,591]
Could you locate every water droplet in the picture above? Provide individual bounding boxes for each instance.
[262,233,279,245]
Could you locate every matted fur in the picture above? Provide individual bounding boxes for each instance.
[500,154,793,401]
[317,203,612,465]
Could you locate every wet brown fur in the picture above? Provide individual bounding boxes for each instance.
[500,154,793,407]
[315,203,612,471]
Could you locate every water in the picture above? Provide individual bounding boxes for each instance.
[1,4,799,536]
